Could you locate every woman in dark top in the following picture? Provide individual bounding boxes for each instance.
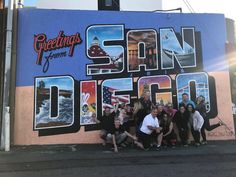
[139,91,153,116]
[122,104,134,132]
[187,103,204,146]
[133,101,146,132]
[98,107,116,146]
[160,114,177,147]
[195,96,223,144]
[173,105,189,146]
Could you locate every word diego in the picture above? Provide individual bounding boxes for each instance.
[34,31,82,65]
[34,71,214,130]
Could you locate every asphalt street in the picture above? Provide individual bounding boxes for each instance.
[0,141,236,177]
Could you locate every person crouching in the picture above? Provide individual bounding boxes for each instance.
[138,107,163,150]
[109,118,143,153]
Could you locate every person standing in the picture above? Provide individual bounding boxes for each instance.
[139,91,153,116]
[164,103,177,118]
[133,101,146,133]
[196,96,223,144]
[179,93,195,108]
[187,103,204,146]
[156,104,167,122]
[160,114,177,147]
[173,105,189,146]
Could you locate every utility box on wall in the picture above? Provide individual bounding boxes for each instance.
[36,0,162,11]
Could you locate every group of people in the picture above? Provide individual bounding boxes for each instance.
[96,92,224,152]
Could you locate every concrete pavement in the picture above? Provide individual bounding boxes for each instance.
[0,140,236,177]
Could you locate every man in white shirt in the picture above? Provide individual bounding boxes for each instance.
[139,107,163,150]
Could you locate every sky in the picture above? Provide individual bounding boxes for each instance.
[162,0,236,21]
[24,0,37,6]
[16,0,236,21]
[5,0,37,6]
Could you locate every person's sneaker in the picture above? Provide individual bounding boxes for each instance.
[134,141,144,150]
[195,143,201,147]
[162,145,168,149]
[201,141,207,145]
[120,143,127,148]
[219,121,225,126]
[102,142,106,146]
[150,142,157,148]
[156,145,161,151]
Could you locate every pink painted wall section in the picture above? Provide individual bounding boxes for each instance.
[13,86,101,145]
[13,71,235,145]
[207,72,235,140]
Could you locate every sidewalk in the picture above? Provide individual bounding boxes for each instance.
[1,140,236,163]
[1,141,236,177]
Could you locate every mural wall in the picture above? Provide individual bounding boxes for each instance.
[14,9,235,145]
